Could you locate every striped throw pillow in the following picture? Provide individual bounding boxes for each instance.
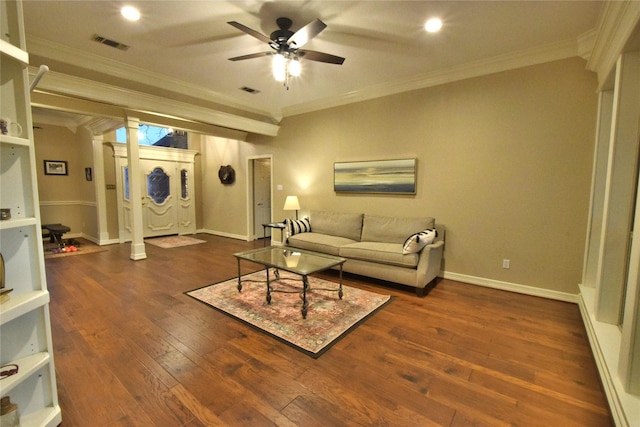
[285,217,311,236]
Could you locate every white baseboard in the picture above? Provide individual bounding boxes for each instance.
[442,271,579,303]
[85,233,120,246]
[197,228,249,241]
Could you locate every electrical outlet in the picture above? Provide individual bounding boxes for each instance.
[502,259,510,269]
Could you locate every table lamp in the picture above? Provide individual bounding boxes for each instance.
[283,196,300,219]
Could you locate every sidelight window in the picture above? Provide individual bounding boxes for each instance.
[181,169,188,199]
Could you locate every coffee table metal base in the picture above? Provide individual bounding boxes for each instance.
[235,262,344,319]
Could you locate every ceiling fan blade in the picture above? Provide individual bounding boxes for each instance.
[228,52,272,61]
[288,18,327,48]
[227,21,273,44]
[298,49,345,65]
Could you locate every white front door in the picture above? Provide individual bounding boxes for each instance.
[141,159,179,237]
[111,143,199,242]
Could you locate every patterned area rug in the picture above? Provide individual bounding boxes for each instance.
[145,235,206,248]
[186,270,391,358]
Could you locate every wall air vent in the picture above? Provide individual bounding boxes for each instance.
[240,86,260,94]
[91,34,130,51]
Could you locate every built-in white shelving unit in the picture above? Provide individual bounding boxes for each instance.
[0,1,61,425]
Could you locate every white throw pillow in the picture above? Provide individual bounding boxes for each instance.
[402,229,437,254]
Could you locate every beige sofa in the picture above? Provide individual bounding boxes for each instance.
[285,210,445,296]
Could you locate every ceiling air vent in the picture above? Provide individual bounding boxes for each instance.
[91,34,130,51]
[240,86,260,94]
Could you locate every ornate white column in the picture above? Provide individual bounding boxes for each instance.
[125,115,147,260]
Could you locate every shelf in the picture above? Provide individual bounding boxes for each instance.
[0,39,28,64]
[0,2,60,423]
[0,217,37,230]
[0,352,50,396]
[21,406,62,427]
[0,290,49,325]
[0,134,30,147]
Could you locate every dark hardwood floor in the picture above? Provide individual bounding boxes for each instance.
[44,234,613,426]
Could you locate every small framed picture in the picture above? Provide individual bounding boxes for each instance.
[85,167,92,181]
[44,160,68,176]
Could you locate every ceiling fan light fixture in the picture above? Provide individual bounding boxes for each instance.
[273,54,286,81]
[289,57,301,77]
[229,17,344,89]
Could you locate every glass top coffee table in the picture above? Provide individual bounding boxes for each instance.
[234,246,346,318]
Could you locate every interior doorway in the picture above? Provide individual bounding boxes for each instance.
[247,155,273,242]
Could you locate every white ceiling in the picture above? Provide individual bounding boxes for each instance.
[23,1,603,121]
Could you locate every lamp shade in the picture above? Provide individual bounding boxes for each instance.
[283,196,300,211]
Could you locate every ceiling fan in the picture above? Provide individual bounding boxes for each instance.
[227,17,346,66]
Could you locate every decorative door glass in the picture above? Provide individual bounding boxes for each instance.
[181,169,188,199]
[147,167,170,204]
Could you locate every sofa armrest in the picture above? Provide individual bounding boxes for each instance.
[415,239,444,288]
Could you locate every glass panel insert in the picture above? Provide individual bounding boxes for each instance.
[181,169,188,199]
[123,166,130,201]
[147,167,170,204]
[116,125,188,148]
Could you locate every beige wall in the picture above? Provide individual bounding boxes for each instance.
[34,123,97,238]
[242,57,597,294]
[34,57,597,295]
[198,134,261,238]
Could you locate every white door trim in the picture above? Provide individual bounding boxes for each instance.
[246,154,273,242]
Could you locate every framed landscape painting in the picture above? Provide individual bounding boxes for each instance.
[334,158,417,194]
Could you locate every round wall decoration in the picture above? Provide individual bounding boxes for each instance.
[218,165,235,185]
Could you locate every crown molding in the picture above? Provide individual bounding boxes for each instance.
[587,1,640,90]
[84,117,123,136]
[26,35,282,122]
[27,28,600,123]
[32,109,119,137]
[577,29,598,61]
[31,68,278,137]
[284,38,582,117]
[32,109,91,133]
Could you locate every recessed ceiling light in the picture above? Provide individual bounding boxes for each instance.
[424,18,442,33]
[121,6,140,21]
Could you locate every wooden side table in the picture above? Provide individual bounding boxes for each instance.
[262,222,286,246]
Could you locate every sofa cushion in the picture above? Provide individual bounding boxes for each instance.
[285,217,311,236]
[402,229,437,254]
[361,215,435,244]
[340,242,420,268]
[287,232,357,256]
[310,210,363,241]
